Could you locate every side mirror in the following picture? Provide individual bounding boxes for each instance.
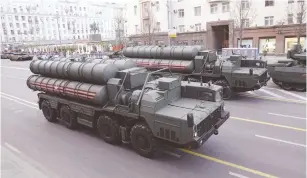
[249,68,253,75]
[187,113,194,127]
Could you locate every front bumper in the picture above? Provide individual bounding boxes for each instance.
[253,76,271,90]
[185,111,230,149]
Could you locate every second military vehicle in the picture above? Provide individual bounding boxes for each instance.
[27,60,230,158]
[122,46,270,100]
[267,44,306,91]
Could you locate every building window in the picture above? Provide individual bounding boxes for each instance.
[265,0,274,7]
[23,23,26,27]
[195,23,201,31]
[156,1,160,11]
[288,14,293,24]
[135,25,138,33]
[179,25,185,32]
[156,22,160,31]
[241,0,250,9]
[194,6,201,16]
[134,5,137,15]
[13,8,17,13]
[264,16,274,26]
[288,0,294,3]
[210,4,218,13]
[297,12,303,23]
[11,30,14,34]
[16,23,20,28]
[21,16,25,20]
[259,38,276,53]
[9,23,13,27]
[178,9,184,18]
[222,2,230,12]
[242,19,250,27]
[15,16,19,20]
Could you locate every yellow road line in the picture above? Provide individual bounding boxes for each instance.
[239,93,306,104]
[178,148,278,178]
[231,117,306,132]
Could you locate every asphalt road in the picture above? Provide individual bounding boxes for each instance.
[1,60,306,178]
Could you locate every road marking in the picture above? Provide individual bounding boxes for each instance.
[1,95,39,110]
[0,75,27,80]
[240,93,306,104]
[0,92,38,106]
[259,88,285,99]
[268,112,306,120]
[255,134,306,148]
[5,142,21,154]
[275,89,306,101]
[0,66,30,70]
[231,117,306,132]
[179,149,278,178]
[229,171,250,178]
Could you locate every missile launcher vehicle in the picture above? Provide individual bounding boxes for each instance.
[27,60,230,158]
[123,46,270,100]
[267,44,306,91]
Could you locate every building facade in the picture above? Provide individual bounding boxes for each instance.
[126,0,306,54]
[0,0,127,45]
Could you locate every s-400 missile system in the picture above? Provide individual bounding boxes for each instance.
[122,46,270,100]
[27,60,230,158]
[267,44,306,91]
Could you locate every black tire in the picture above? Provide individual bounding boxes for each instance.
[272,79,280,86]
[41,100,57,122]
[60,105,78,130]
[213,80,233,100]
[294,85,306,92]
[281,82,292,91]
[130,123,157,158]
[97,115,121,144]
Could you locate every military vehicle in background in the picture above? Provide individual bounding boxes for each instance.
[123,46,270,100]
[27,60,230,158]
[9,53,33,61]
[267,44,306,91]
[1,52,14,59]
[221,48,267,68]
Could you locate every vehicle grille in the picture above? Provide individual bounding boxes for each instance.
[196,107,221,136]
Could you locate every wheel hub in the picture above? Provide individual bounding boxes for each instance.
[136,136,149,150]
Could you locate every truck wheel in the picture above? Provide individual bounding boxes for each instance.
[281,83,292,91]
[130,123,157,158]
[294,85,306,92]
[60,105,78,130]
[97,115,121,144]
[272,79,280,86]
[41,100,57,122]
[214,80,233,100]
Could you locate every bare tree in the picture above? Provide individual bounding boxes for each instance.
[114,9,127,46]
[229,0,257,47]
[140,2,158,45]
[294,0,306,44]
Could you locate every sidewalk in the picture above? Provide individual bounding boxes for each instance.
[1,145,53,178]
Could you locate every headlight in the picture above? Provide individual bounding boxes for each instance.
[194,132,198,137]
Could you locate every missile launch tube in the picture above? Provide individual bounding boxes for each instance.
[27,75,108,105]
[129,58,194,73]
[29,60,118,85]
[123,46,204,60]
[85,58,136,70]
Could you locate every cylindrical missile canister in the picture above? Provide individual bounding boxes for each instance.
[85,58,136,70]
[27,75,109,105]
[29,60,118,85]
[129,58,194,73]
[123,46,204,60]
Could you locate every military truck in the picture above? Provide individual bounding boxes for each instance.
[9,53,33,61]
[221,48,267,68]
[123,46,270,100]
[267,44,306,91]
[27,60,230,158]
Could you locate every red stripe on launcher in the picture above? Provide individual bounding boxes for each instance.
[33,82,96,96]
[136,62,185,69]
[33,83,95,99]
